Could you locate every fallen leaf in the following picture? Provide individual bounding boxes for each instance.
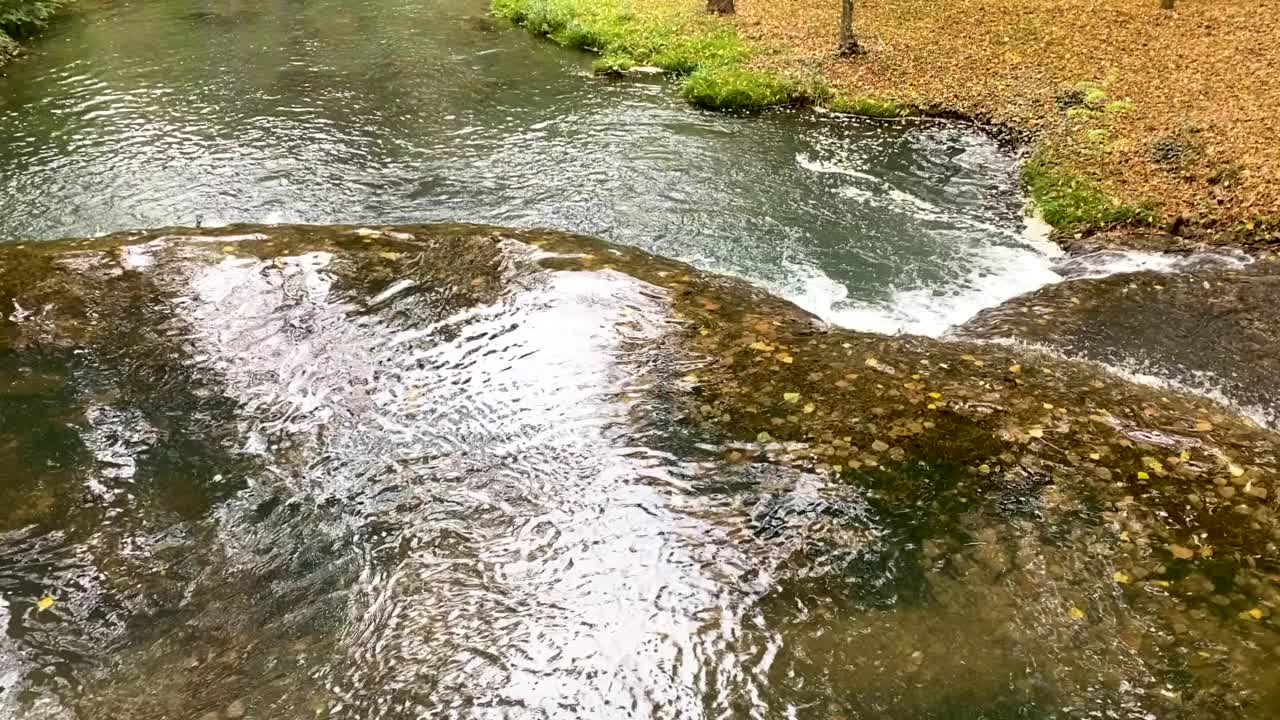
[783,392,801,403]
[1068,607,1087,620]
[36,595,54,612]
[1113,571,1131,584]
[777,353,794,364]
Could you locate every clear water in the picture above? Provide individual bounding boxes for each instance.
[0,0,1059,336]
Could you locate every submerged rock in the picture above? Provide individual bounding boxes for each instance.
[955,257,1280,426]
[0,224,1277,719]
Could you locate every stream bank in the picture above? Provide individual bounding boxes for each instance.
[0,0,66,66]
[495,0,1280,249]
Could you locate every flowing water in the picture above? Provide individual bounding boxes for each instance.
[0,0,1063,336]
[3,1,1280,719]
[2,225,1278,720]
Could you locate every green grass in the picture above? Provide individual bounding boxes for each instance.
[492,0,794,111]
[1023,152,1159,233]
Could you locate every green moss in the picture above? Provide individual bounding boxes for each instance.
[1103,100,1134,114]
[493,0,796,111]
[1023,153,1159,233]
[828,95,913,118]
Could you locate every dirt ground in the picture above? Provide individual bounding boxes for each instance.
[733,0,1280,240]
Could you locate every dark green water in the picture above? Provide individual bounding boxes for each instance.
[0,0,1063,336]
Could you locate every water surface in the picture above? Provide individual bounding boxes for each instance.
[0,0,1057,335]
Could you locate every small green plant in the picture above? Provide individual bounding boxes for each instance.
[1,0,69,38]
[1023,153,1159,233]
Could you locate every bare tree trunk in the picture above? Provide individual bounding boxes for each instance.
[838,0,862,55]
[1161,0,1175,8]
[707,0,734,14]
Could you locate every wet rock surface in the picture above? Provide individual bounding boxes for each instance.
[1,224,1278,719]
[955,255,1280,426]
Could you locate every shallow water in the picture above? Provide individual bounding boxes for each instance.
[0,0,1065,335]
[1,225,1278,720]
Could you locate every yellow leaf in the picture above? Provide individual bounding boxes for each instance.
[756,431,772,443]
[961,354,975,361]
[802,403,815,414]
[1113,571,1131,584]
[1229,463,1245,477]
[1008,364,1022,373]
[221,245,236,254]
[683,373,699,383]
[1027,428,1045,438]
[1119,531,1130,542]
[1089,453,1101,460]
[1068,607,1086,620]
[783,392,801,403]
[928,392,942,400]
[977,464,991,475]
[36,595,54,612]
[973,360,986,367]
[777,353,794,364]
[1136,471,1150,480]
[1042,403,1054,410]
[1195,420,1213,432]
[749,341,774,352]
[699,328,710,336]
[378,251,402,261]
[1247,608,1265,620]
[864,357,880,368]
[1180,450,1190,461]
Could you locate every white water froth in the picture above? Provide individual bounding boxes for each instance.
[783,238,1252,338]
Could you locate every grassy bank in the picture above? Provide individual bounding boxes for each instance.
[491,0,907,113]
[0,0,67,65]
[496,0,1280,245]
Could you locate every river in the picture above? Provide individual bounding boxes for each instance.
[3,1,1279,719]
[0,0,1071,336]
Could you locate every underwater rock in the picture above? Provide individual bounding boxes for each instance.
[955,257,1280,426]
[0,224,1277,719]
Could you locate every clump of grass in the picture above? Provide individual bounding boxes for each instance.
[493,0,794,111]
[682,65,792,110]
[1023,153,1159,233]
[828,95,913,118]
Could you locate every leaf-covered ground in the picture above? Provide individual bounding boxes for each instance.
[734,0,1280,241]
